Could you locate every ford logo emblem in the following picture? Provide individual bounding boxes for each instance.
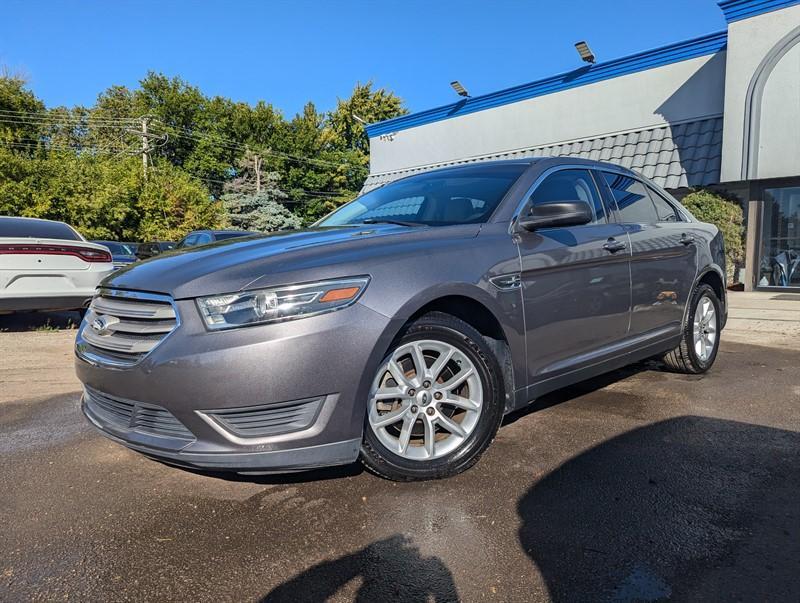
[90,314,119,336]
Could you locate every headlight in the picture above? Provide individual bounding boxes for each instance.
[196,276,370,330]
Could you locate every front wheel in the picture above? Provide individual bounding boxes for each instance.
[360,312,504,481]
[662,283,721,374]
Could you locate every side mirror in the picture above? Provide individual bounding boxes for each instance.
[518,200,593,231]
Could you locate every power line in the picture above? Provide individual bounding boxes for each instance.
[0,109,140,124]
[162,127,355,169]
[1,111,363,170]
[0,140,139,155]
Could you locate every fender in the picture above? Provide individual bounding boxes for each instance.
[354,281,525,424]
[685,264,728,329]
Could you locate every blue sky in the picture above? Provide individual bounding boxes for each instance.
[1,0,726,117]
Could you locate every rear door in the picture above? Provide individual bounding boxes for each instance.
[517,167,631,384]
[598,171,697,337]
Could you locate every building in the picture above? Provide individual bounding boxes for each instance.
[364,0,800,291]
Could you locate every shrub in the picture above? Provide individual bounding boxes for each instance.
[681,189,744,283]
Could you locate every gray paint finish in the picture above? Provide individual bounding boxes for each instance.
[75,159,727,473]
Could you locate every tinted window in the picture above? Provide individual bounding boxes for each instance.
[647,188,681,222]
[178,234,199,248]
[602,173,658,224]
[0,217,81,240]
[93,241,133,255]
[320,164,528,227]
[214,232,250,241]
[530,169,606,223]
[195,233,213,245]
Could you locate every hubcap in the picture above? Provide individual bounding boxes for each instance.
[367,339,483,461]
[692,295,718,362]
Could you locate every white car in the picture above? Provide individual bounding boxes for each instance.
[0,216,114,314]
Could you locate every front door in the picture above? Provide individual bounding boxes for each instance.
[517,168,631,387]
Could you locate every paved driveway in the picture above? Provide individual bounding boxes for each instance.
[1,294,798,602]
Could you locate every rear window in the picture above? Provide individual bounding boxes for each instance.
[94,242,134,255]
[214,232,250,241]
[647,188,682,222]
[601,173,659,224]
[0,217,81,240]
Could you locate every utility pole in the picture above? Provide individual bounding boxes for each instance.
[254,153,262,193]
[141,117,150,179]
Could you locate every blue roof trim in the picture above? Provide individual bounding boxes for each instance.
[366,31,728,138]
[718,0,800,22]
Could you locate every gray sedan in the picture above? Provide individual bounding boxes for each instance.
[75,158,726,480]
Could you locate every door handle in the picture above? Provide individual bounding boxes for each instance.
[679,233,696,246]
[603,238,627,253]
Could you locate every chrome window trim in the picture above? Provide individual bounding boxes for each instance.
[75,288,181,369]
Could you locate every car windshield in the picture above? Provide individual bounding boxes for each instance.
[0,217,81,240]
[319,164,528,227]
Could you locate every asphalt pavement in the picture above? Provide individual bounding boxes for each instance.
[1,305,799,602]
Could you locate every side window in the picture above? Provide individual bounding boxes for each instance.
[195,233,213,245]
[647,188,682,223]
[529,169,606,224]
[602,173,658,224]
[179,234,199,248]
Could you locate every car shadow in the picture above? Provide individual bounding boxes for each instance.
[503,360,655,426]
[169,461,366,485]
[260,534,459,602]
[0,310,82,332]
[517,416,800,602]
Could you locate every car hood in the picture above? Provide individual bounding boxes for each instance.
[103,224,481,299]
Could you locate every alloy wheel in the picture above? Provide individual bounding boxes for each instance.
[692,294,718,362]
[367,339,483,461]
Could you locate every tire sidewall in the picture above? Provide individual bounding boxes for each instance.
[362,316,504,479]
[685,284,721,371]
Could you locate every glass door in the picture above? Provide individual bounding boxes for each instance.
[758,186,800,288]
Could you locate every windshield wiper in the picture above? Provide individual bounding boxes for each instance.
[360,218,424,227]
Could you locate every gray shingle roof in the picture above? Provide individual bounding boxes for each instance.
[362,116,723,193]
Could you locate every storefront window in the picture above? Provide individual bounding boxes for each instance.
[759,187,800,288]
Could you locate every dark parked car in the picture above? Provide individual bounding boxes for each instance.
[135,241,175,260]
[176,230,253,248]
[76,158,726,481]
[91,241,137,269]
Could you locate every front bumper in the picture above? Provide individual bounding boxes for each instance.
[0,293,94,312]
[76,300,399,472]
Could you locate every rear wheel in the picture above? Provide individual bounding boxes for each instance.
[360,312,504,481]
[662,283,721,374]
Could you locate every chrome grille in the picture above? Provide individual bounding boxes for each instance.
[204,397,323,438]
[84,387,195,441]
[77,289,178,367]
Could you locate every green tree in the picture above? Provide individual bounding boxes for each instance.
[0,72,46,148]
[682,189,744,282]
[327,81,407,154]
[137,160,223,240]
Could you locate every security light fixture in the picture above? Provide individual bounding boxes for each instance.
[450,80,470,98]
[352,113,368,125]
[575,41,596,64]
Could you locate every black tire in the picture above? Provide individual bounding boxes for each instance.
[360,312,505,481]
[662,283,721,374]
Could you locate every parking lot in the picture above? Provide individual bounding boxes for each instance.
[1,293,799,602]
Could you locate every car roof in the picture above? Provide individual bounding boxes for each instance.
[185,230,247,235]
[376,157,642,190]
[0,215,70,226]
